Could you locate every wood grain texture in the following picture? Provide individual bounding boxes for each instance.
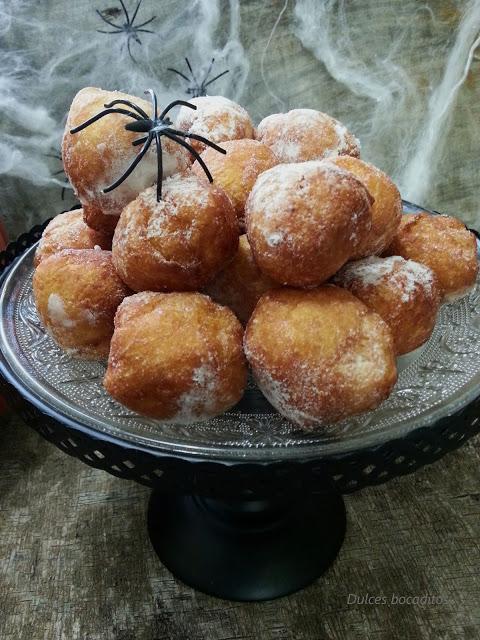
[0,414,479,640]
[1,1,480,638]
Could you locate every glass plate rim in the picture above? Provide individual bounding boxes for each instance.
[1,207,479,462]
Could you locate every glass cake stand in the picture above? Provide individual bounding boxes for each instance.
[1,201,479,602]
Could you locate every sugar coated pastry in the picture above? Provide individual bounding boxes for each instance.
[329,156,402,257]
[63,87,190,233]
[104,292,247,421]
[385,213,478,302]
[34,209,112,267]
[245,160,372,287]
[192,139,278,229]
[255,109,360,164]
[334,256,441,355]
[244,286,397,430]
[33,249,130,359]
[206,234,277,324]
[112,174,239,292]
[174,96,254,153]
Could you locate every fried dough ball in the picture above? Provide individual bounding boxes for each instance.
[206,235,277,324]
[33,249,130,359]
[245,161,372,287]
[329,157,402,257]
[81,207,120,236]
[174,96,254,154]
[255,109,360,164]
[104,292,247,421]
[385,213,478,302]
[192,139,279,229]
[63,87,190,233]
[112,174,239,292]
[244,286,397,430]
[34,209,112,267]
[333,256,441,355]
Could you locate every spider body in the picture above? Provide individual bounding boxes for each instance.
[168,58,229,98]
[96,0,156,63]
[70,90,226,202]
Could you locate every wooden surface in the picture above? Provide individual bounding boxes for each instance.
[1,413,479,640]
[1,1,480,638]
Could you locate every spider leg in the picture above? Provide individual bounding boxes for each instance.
[159,100,196,120]
[155,132,163,201]
[127,38,137,64]
[202,57,215,85]
[119,0,130,24]
[70,108,141,134]
[103,135,153,193]
[104,99,149,119]
[164,128,227,155]
[135,28,154,33]
[53,168,65,176]
[167,68,191,82]
[203,69,229,89]
[132,136,149,146]
[145,89,158,120]
[163,132,213,183]
[97,29,124,34]
[135,16,156,28]
[134,34,142,45]
[45,153,62,161]
[131,0,142,24]
[185,58,199,87]
[95,10,122,29]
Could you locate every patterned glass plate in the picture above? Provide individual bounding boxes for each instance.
[1,210,480,461]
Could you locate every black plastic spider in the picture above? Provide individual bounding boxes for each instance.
[70,89,226,202]
[167,57,229,98]
[96,0,156,63]
[45,152,71,201]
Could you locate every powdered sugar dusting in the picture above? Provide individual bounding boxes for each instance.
[142,175,210,247]
[245,302,395,430]
[47,293,76,328]
[142,174,209,213]
[256,109,360,163]
[335,256,436,303]
[175,95,253,146]
[334,122,360,156]
[251,161,351,215]
[64,87,190,219]
[172,364,221,424]
[278,140,301,162]
[350,211,360,244]
[252,367,320,427]
[247,160,366,250]
[266,231,285,246]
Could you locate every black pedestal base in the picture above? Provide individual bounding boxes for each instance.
[147,487,346,601]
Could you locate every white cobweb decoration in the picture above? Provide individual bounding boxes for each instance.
[0,0,479,236]
[293,0,480,215]
[0,0,249,234]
